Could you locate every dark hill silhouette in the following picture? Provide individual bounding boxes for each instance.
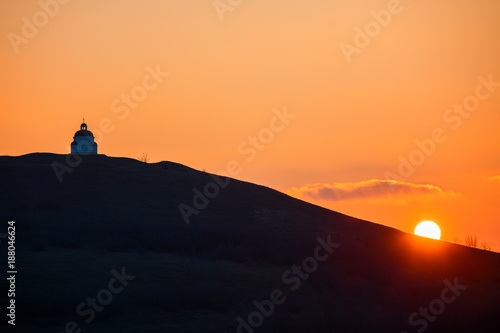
[1,153,499,333]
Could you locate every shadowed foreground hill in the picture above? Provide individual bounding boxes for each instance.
[1,153,499,333]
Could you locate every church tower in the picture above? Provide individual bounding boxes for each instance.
[71,119,98,155]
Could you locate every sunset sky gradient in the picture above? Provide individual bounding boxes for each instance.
[1,0,499,248]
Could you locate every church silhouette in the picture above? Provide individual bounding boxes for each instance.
[71,119,98,155]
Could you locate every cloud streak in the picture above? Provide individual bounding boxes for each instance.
[286,179,460,203]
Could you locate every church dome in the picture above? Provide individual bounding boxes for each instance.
[74,122,94,137]
[74,130,94,137]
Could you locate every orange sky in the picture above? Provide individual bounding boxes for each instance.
[1,0,499,249]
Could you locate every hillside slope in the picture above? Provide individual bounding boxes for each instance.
[1,153,499,333]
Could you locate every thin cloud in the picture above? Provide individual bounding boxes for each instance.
[486,175,500,182]
[285,179,460,203]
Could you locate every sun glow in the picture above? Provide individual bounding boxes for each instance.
[414,221,441,240]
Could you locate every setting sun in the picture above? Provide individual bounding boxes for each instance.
[414,221,442,240]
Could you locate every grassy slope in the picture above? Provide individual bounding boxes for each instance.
[0,153,499,332]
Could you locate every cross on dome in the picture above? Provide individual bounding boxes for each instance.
[81,118,87,131]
